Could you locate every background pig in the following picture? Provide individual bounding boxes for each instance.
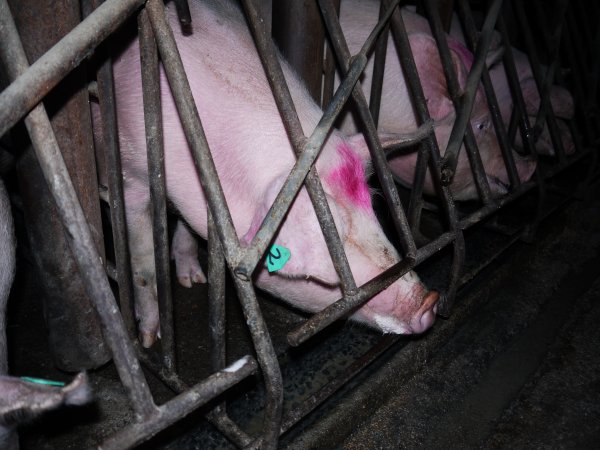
[0,177,14,378]
[0,373,92,450]
[337,1,536,201]
[486,47,575,156]
[106,0,438,347]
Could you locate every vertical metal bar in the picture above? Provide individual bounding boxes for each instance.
[0,0,157,420]
[139,9,176,372]
[272,0,325,103]
[89,0,137,339]
[369,2,390,127]
[423,0,495,204]
[322,0,341,110]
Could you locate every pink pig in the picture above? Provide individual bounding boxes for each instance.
[486,47,575,156]
[105,0,438,347]
[338,1,537,201]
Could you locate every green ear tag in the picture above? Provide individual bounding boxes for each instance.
[20,377,66,387]
[267,244,291,273]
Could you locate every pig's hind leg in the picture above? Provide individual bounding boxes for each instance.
[171,220,206,287]
[123,178,160,348]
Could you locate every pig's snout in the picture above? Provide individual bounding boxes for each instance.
[409,291,439,334]
[366,289,439,335]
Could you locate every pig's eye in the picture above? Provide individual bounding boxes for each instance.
[476,120,489,131]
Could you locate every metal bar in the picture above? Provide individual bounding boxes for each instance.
[0,0,157,420]
[369,2,391,127]
[139,9,176,372]
[456,0,521,190]
[90,0,137,339]
[0,0,145,139]
[424,0,494,204]
[439,0,503,186]
[272,0,325,103]
[173,0,191,27]
[99,356,258,450]
[229,278,283,450]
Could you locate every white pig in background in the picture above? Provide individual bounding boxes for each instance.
[0,178,14,377]
[337,1,537,201]
[106,0,439,347]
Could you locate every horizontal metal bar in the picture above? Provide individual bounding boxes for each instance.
[99,356,258,450]
[0,0,145,138]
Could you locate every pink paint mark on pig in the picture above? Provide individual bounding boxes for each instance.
[326,143,372,210]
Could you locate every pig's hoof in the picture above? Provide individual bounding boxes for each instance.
[139,330,157,348]
[175,258,207,287]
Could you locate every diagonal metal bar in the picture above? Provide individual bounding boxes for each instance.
[424,0,494,204]
[0,0,145,139]
[0,0,157,420]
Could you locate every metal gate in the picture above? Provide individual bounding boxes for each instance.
[0,0,597,448]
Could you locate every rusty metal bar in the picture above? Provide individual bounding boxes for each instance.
[90,0,137,339]
[272,0,325,103]
[99,356,258,450]
[322,0,341,109]
[423,0,494,204]
[0,0,145,139]
[369,2,391,127]
[0,0,157,420]
[139,9,176,372]
[438,0,503,186]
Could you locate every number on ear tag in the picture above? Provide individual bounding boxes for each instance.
[267,244,291,272]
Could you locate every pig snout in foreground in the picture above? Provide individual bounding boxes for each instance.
[106,0,438,347]
[0,373,92,450]
[338,1,536,201]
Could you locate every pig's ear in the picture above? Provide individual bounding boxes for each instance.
[242,175,340,286]
[549,85,575,119]
[409,33,465,120]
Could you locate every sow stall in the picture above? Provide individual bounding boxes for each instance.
[0,0,597,448]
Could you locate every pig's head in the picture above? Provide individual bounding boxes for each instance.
[387,33,536,201]
[244,134,438,335]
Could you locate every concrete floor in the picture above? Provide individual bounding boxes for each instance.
[7,165,600,448]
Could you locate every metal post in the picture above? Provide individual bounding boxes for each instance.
[8,0,110,370]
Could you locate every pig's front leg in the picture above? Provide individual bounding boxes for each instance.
[171,220,206,288]
[124,179,160,348]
